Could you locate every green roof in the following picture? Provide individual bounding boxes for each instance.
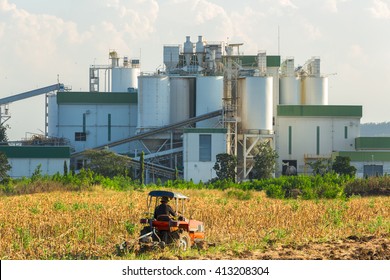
[0,146,70,158]
[277,105,363,117]
[355,137,390,150]
[333,151,390,162]
[183,128,227,134]
[222,55,281,68]
[57,92,137,104]
[266,56,281,67]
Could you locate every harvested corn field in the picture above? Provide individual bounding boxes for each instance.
[0,187,389,259]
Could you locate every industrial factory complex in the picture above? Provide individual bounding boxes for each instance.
[1,35,390,182]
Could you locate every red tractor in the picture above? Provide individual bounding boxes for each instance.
[138,190,205,250]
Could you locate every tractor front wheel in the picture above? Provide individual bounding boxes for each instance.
[176,232,191,251]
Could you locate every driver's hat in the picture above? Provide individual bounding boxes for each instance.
[161,196,169,203]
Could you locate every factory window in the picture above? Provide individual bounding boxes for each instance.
[288,126,292,155]
[316,126,320,155]
[108,114,112,142]
[83,113,86,133]
[199,134,212,162]
[75,132,87,141]
[344,126,348,139]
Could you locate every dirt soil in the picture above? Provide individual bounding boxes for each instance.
[195,234,390,260]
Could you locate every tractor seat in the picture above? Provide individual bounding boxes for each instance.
[156,215,171,222]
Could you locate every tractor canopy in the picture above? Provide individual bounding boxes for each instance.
[146,190,189,218]
[148,190,189,200]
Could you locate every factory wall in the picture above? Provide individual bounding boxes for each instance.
[183,128,227,183]
[0,146,70,178]
[333,151,390,178]
[51,92,139,153]
[276,105,362,175]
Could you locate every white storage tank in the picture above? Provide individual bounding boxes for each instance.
[241,76,273,132]
[47,93,58,137]
[170,77,195,124]
[137,75,170,132]
[301,76,328,105]
[279,76,301,104]
[196,76,223,128]
[112,67,140,92]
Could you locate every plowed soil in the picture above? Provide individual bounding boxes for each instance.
[194,234,390,260]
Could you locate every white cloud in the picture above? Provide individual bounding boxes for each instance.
[192,0,228,24]
[0,1,92,67]
[103,0,159,40]
[0,0,15,12]
[0,22,4,38]
[323,0,350,13]
[279,0,298,9]
[370,0,390,18]
[302,20,322,40]
[347,44,368,64]
[348,44,364,57]
[324,0,339,13]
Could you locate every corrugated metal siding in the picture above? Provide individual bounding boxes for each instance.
[277,105,362,117]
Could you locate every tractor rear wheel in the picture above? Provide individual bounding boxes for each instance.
[176,232,191,251]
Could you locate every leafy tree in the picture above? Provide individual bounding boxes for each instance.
[63,160,68,176]
[332,156,356,177]
[307,158,332,176]
[0,151,11,181]
[174,167,179,181]
[31,164,43,181]
[213,153,237,182]
[139,151,145,185]
[252,141,278,179]
[0,123,9,143]
[83,149,132,178]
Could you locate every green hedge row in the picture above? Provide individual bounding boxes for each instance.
[1,168,390,198]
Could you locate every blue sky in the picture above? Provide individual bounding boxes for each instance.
[1,0,390,140]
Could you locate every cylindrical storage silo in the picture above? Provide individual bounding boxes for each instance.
[137,75,170,132]
[112,67,140,92]
[170,77,195,124]
[279,76,301,104]
[301,76,328,105]
[196,76,223,128]
[241,76,273,132]
[47,93,58,137]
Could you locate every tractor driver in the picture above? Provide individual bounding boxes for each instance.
[154,196,177,221]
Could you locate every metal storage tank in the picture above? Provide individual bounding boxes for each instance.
[279,76,301,104]
[47,93,58,137]
[301,76,328,105]
[196,76,223,128]
[241,76,273,132]
[170,77,195,124]
[112,67,140,92]
[137,75,170,132]
[164,46,180,71]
